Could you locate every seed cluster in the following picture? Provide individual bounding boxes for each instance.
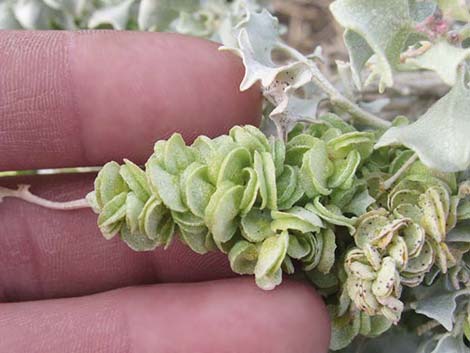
[87,116,467,348]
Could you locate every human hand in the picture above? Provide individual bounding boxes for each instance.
[0,31,330,353]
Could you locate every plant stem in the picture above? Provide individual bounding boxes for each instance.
[308,65,392,129]
[0,185,90,210]
[0,166,102,178]
[416,320,441,336]
[383,154,419,190]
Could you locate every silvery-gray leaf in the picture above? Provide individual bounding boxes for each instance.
[403,41,470,86]
[376,72,470,172]
[415,288,470,331]
[269,82,326,132]
[430,333,469,353]
[220,8,320,91]
[330,0,413,92]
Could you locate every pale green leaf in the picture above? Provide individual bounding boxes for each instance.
[178,227,211,255]
[120,225,160,252]
[254,231,289,290]
[120,159,150,202]
[241,208,276,242]
[329,306,361,351]
[146,156,187,212]
[376,73,470,172]
[164,133,195,174]
[276,165,304,210]
[271,206,324,233]
[254,151,277,210]
[300,140,332,197]
[95,161,128,209]
[228,240,258,275]
[317,228,337,274]
[306,198,356,233]
[181,163,215,218]
[204,182,243,243]
[217,146,252,185]
[125,192,144,234]
[97,191,127,239]
[229,125,270,154]
[239,167,259,215]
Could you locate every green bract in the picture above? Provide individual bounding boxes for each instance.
[85,117,468,351]
[88,122,369,286]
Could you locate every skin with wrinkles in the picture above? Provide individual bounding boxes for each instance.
[0,31,330,353]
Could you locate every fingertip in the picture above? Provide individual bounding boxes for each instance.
[125,278,330,353]
[0,278,330,353]
[279,280,331,352]
[0,31,262,170]
[70,31,263,165]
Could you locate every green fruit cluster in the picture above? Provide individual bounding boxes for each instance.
[86,115,468,349]
[87,114,377,289]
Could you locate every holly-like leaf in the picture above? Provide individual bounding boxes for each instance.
[330,0,413,92]
[415,288,470,331]
[404,40,470,86]
[220,8,308,90]
[376,72,470,172]
[219,8,326,132]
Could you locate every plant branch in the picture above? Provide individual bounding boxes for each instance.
[383,154,419,190]
[0,185,90,210]
[308,64,392,129]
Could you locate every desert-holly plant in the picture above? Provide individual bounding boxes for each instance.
[1,1,470,353]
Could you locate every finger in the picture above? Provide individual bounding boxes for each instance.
[0,31,261,171]
[0,174,235,302]
[0,278,331,353]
